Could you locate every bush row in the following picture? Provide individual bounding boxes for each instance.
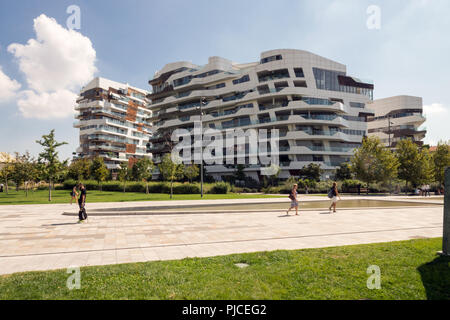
[263,179,444,194]
[60,180,232,194]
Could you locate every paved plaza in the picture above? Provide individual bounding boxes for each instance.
[0,196,444,275]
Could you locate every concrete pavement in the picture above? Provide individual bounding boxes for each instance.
[0,196,444,275]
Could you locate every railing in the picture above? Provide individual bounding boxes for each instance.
[258,103,289,111]
[258,74,290,83]
[308,146,355,152]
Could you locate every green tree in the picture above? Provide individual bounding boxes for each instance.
[350,137,398,194]
[118,162,130,192]
[90,157,109,191]
[132,158,154,194]
[234,164,246,183]
[299,163,323,182]
[36,129,68,201]
[265,164,281,187]
[418,148,435,186]
[396,140,434,193]
[184,163,199,183]
[432,141,450,188]
[0,162,14,194]
[12,152,25,192]
[12,152,37,197]
[68,158,91,182]
[158,154,184,199]
[334,162,352,181]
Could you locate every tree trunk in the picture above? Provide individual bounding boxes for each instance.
[5,178,8,194]
[123,181,126,193]
[170,179,173,199]
[146,182,149,194]
[366,182,369,195]
[405,181,408,195]
[25,182,28,197]
[48,179,52,201]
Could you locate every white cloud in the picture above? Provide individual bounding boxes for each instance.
[7,14,97,119]
[17,90,77,119]
[0,67,21,103]
[423,103,448,115]
[422,103,450,146]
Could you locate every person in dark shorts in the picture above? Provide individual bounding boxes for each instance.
[77,183,87,223]
[286,184,299,216]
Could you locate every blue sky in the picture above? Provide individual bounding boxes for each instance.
[0,0,449,161]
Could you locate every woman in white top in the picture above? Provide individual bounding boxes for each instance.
[328,182,341,213]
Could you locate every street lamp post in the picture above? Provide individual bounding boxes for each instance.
[387,115,395,194]
[388,114,392,148]
[199,97,207,198]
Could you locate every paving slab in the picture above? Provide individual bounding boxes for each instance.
[0,196,444,275]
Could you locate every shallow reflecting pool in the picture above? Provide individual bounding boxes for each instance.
[86,199,443,215]
[160,199,442,212]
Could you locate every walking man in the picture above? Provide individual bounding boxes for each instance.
[77,183,87,223]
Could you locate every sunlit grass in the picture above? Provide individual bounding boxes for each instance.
[0,238,447,300]
[0,189,283,205]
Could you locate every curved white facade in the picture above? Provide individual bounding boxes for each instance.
[148,49,374,181]
[367,95,426,148]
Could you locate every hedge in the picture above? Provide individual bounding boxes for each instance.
[62,180,209,194]
[208,182,229,194]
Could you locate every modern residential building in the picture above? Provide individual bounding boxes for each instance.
[74,77,152,170]
[367,95,426,148]
[147,49,375,181]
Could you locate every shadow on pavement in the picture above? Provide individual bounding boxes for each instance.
[417,255,450,300]
[43,222,79,226]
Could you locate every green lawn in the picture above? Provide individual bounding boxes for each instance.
[0,238,448,300]
[0,189,283,205]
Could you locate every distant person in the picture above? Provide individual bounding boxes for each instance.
[70,185,79,205]
[0,183,3,193]
[357,183,361,195]
[305,185,309,195]
[420,185,426,197]
[77,183,88,223]
[286,184,299,216]
[425,184,431,197]
[328,182,341,213]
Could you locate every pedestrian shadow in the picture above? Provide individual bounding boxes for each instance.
[417,255,450,300]
[278,214,294,218]
[319,211,332,214]
[43,222,79,226]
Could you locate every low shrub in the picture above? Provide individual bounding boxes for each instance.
[61,180,212,194]
[341,179,364,192]
[172,183,200,194]
[208,182,229,194]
